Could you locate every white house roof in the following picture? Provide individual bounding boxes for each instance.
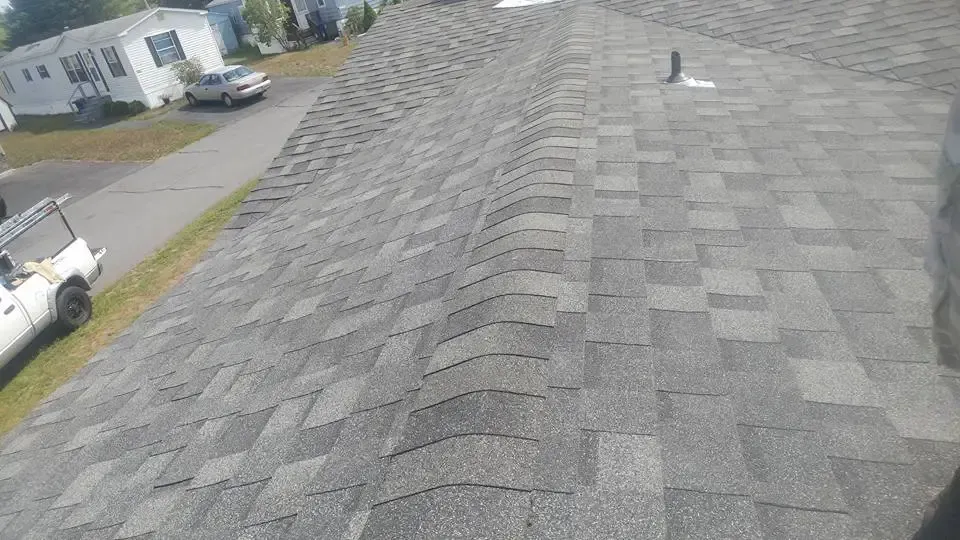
[0,8,208,67]
[0,35,64,66]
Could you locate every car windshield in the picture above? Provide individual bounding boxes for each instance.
[222,67,254,82]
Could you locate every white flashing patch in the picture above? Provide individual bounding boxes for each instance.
[670,78,716,88]
[495,0,561,7]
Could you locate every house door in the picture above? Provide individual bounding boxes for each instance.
[80,51,106,95]
[291,0,311,29]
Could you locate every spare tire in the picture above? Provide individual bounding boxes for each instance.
[57,286,92,331]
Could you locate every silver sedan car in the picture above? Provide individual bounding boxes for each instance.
[184,65,272,108]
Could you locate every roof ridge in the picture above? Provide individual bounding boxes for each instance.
[356,3,598,532]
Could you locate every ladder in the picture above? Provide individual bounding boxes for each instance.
[0,194,72,251]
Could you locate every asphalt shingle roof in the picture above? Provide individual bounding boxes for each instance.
[1,0,959,537]
[597,0,960,94]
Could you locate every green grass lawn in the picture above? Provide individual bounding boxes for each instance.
[0,120,215,167]
[226,41,354,77]
[0,181,255,437]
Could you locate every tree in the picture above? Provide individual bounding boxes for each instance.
[6,0,142,48]
[345,1,376,36]
[362,1,376,32]
[241,0,292,51]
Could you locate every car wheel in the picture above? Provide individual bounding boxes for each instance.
[222,93,234,108]
[0,196,7,220]
[57,286,92,331]
[186,93,198,106]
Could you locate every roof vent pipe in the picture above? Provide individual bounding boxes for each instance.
[666,51,691,84]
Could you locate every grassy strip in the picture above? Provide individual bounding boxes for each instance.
[227,42,355,77]
[1,121,216,168]
[0,180,255,437]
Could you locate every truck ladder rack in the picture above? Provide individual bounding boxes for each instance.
[0,194,72,251]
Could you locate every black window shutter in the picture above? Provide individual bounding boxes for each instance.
[60,57,78,83]
[145,36,162,67]
[169,31,185,61]
[101,49,111,76]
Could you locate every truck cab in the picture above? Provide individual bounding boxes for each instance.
[0,195,105,367]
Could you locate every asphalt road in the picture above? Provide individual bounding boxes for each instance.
[0,161,148,216]
[0,76,329,293]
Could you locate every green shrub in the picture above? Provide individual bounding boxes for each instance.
[102,100,132,117]
[345,5,364,35]
[362,1,377,30]
[171,58,204,86]
[110,100,131,117]
[129,100,147,115]
[345,1,377,35]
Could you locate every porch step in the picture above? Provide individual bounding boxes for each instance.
[73,96,112,124]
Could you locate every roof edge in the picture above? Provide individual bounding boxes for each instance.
[0,7,213,65]
[117,8,210,37]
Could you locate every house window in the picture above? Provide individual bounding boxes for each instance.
[100,46,127,77]
[59,55,89,84]
[21,68,32,82]
[36,65,50,79]
[146,31,185,67]
[0,72,14,94]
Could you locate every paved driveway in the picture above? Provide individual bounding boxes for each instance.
[154,77,328,128]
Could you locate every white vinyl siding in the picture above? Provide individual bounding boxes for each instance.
[124,12,223,107]
[0,34,98,114]
[0,10,223,114]
[0,72,14,94]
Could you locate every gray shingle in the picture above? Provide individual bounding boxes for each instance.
[664,489,763,540]
[586,295,651,345]
[755,504,857,540]
[830,458,928,539]
[378,435,537,503]
[658,393,751,494]
[738,425,846,511]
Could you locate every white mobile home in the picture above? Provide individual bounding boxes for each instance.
[0,8,224,115]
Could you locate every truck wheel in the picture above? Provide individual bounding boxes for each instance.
[57,286,92,331]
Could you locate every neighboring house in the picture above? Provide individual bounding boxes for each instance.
[205,0,251,36]
[289,0,364,38]
[207,11,241,54]
[0,8,225,115]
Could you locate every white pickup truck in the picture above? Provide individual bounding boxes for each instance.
[0,195,105,366]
